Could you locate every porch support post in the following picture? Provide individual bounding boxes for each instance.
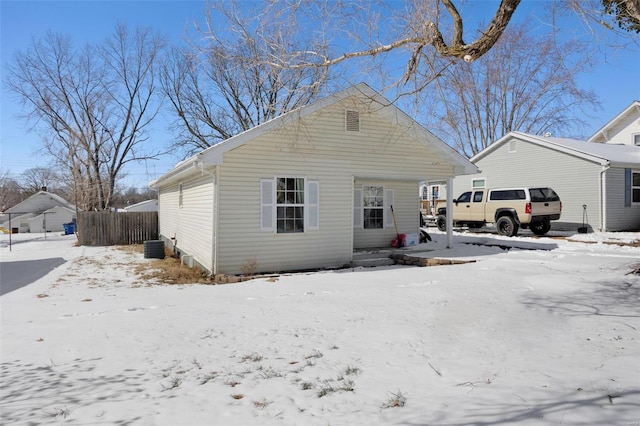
[446,177,454,249]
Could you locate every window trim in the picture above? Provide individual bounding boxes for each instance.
[178,182,183,208]
[633,133,640,147]
[508,140,517,153]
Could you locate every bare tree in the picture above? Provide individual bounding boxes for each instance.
[161,0,331,155]
[18,167,62,194]
[0,169,23,211]
[4,24,166,210]
[416,24,599,157]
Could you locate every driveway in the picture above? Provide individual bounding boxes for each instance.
[0,258,66,296]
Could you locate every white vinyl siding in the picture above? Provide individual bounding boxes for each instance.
[158,173,215,272]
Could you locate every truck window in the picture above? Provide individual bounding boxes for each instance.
[531,187,560,202]
[489,190,526,201]
[473,191,484,202]
[456,192,472,203]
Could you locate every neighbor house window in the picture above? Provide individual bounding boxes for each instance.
[178,183,183,208]
[627,169,640,205]
[472,178,486,189]
[634,134,640,146]
[260,177,319,233]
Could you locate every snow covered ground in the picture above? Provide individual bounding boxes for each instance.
[1,230,639,425]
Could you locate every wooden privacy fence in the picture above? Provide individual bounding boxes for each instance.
[77,211,158,246]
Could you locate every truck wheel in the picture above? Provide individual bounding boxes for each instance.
[437,215,447,232]
[496,216,518,237]
[530,219,551,235]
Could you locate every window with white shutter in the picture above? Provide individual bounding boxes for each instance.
[261,177,319,232]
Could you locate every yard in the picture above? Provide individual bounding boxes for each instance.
[1,230,639,425]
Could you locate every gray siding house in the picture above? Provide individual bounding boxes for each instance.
[151,83,477,275]
[453,131,640,232]
[1,190,76,233]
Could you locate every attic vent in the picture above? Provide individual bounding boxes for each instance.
[345,110,360,132]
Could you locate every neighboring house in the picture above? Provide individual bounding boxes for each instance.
[0,190,76,233]
[151,83,477,275]
[589,100,640,146]
[453,131,640,232]
[123,199,158,212]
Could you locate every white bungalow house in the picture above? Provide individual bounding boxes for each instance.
[453,131,640,232]
[589,100,640,146]
[1,190,76,233]
[151,83,477,275]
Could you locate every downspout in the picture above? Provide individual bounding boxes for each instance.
[213,166,220,275]
[599,164,611,232]
[350,176,355,263]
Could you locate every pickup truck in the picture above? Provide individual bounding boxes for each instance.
[436,187,562,237]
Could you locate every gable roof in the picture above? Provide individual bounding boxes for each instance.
[3,191,75,214]
[472,131,640,168]
[588,100,640,143]
[151,83,476,187]
[123,199,158,211]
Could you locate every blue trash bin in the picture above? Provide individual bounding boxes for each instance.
[63,223,75,235]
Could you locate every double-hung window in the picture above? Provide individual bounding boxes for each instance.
[261,177,319,233]
[277,177,305,233]
[353,186,394,229]
[363,186,384,229]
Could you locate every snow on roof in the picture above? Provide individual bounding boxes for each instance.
[472,131,640,167]
[3,191,75,214]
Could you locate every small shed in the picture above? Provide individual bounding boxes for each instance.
[151,83,477,275]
